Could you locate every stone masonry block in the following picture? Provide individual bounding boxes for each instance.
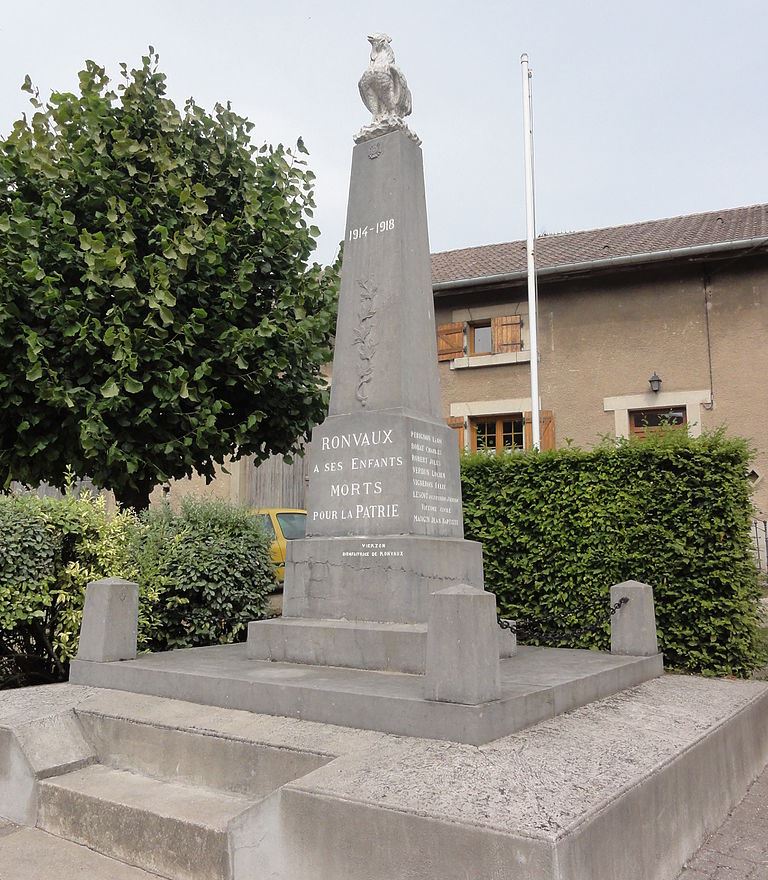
[77,578,138,663]
[610,580,660,657]
[498,624,517,658]
[425,585,501,704]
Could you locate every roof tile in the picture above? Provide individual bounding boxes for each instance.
[430,204,768,285]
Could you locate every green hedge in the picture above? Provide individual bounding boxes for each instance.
[460,430,764,677]
[0,492,275,687]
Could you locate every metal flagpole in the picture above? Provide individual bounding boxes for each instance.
[521,53,540,450]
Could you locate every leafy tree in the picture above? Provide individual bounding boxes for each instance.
[0,50,337,509]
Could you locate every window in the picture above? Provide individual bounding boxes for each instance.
[436,315,522,362]
[629,406,687,438]
[604,390,709,439]
[276,512,306,540]
[471,415,526,453]
[257,514,276,540]
[469,322,492,355]
[447,410,555,452]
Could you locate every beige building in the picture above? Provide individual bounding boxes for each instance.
[168,203,768,518]
[433,203,768,515]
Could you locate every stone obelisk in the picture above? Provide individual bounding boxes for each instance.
[247,34,484,671]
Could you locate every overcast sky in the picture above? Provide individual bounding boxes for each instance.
[2,1,766,264]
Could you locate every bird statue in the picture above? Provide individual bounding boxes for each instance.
[355,34,419,144]
[359,33,412,122]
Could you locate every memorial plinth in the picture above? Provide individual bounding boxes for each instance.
[246,130,487,674]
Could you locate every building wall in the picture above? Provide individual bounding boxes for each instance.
[148,460,237,508]
[435,256,768,514]
[152,255,768,516]
[152,452,310,510]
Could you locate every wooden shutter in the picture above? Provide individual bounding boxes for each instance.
[436,322,465,362]
[540,411,556,451]
[491,315,522,353]
[523,412,533,450]
[523,410,556,451]
[447,416,465,452]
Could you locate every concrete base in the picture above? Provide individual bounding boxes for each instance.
[2,678,768,880]
[281,534,484,624]
[71,643,663,745]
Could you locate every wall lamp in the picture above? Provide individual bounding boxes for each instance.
[648,372,662,394]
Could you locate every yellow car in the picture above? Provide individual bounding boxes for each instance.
[254,508,307,583]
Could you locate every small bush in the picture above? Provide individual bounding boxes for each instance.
[137,498,275,651]
[0,492,274,687]
[461,430,765,677]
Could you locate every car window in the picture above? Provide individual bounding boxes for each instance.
[276,513,306,541]
[257,514,276,540]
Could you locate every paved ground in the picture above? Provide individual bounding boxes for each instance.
[677,761,768,879]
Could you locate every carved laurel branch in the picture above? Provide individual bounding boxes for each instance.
[353,278,377,406]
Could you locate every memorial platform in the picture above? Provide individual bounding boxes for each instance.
[2,677,767,880]
[69,642,662,745]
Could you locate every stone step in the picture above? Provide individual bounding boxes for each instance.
[37,764,255,880]
[0,825,164,879]
[75,692,329,798]
[247,615,428,672]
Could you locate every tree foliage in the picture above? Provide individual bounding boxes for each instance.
[461,430,765,677]
[0,50,338,508]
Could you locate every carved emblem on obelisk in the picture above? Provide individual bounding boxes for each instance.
[355,34,420,145]
[353,278,377,406]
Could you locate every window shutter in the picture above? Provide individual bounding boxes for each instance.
[436,322,465,361]
[540,410,556,451]
[447,416,465,452]
[523,410,556,451]
[523,412,533,450]
[491,315,522,353]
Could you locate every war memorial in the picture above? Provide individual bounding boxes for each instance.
[1,33,768,880]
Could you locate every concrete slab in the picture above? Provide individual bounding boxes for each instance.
[73,688,387,757]
[0,684,100,825]
[0,825,165,879]
[38,764,251,880]
[1,678,767,880]
[70,642,663,745]
[76,705,331,799]
[273,676,768,880]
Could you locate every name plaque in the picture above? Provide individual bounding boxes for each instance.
[304,414,464,539]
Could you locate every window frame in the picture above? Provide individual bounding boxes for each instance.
[603,390,709,439]
[628,405,688,438]
[470,414,526,454]
[468,321,493,356]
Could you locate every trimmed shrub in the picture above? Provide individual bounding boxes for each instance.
[0,495,59,686]
[135,497,275,652]
[461,430,764,677]
[0,492,274,687]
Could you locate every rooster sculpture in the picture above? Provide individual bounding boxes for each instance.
[355,34,419,144]
[359,33,412,121]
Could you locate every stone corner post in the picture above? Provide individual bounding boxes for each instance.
[77,577,139,663]
[424,585,501,704]
[610,580,659,657]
